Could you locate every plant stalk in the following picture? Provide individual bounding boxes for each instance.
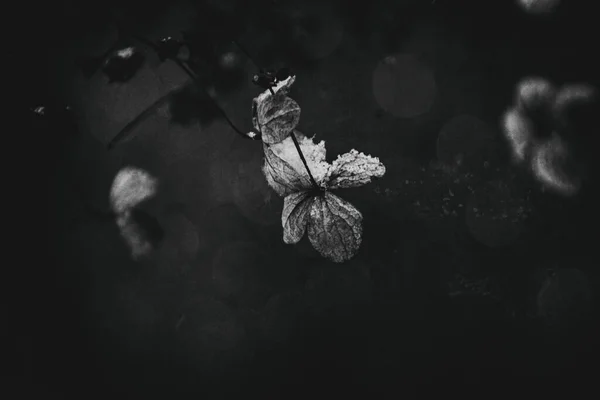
[175,59,253,139]
[290,131,319,189]
[106,32,259,150]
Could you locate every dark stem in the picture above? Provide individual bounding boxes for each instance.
[290,131,319,189]
[175,59,255,140]
[105,31,259,149]
[232,35,315,188]
[107,88,182,149]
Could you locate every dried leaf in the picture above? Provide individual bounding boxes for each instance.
[252,76,299,144]
[255,75,297,101]
[324,149,386,189]
[262,131,329,196]
[282,191,315,244]
[263,143,312,197]
[307,192,363,263]
[255,94,301,144]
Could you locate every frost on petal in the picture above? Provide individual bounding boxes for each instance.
[515,77,556,112]
[324,149,386,189]
[262,131,330,196]
[255,94,301,144]
[110,167,158,214]
[282,191,315,244]
[307,192,363,263]
[502,108,533,162]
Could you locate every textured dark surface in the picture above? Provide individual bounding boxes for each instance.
[14,0,599,397]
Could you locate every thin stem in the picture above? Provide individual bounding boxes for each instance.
[290,131,319,189]
[106,32,259,149]
[175,59,257,140]
[231,36,316,188]
[107,88,183,149]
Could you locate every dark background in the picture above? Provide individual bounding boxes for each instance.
[12,0,599,397]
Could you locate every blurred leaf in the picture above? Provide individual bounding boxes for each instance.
[129,207,165,248]
[102,46,145,83]
[109,167,158,214]
[503,77,597,195]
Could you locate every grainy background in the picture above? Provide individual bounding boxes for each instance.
[13,0,599,397]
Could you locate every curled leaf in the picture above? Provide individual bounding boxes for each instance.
[262,131,329,196]
[252,75,298,143]
[254,94,301,144]
[263,141,312,197]
[307,192,363,263]
[282,191,315,244]
[324,149,386,189]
